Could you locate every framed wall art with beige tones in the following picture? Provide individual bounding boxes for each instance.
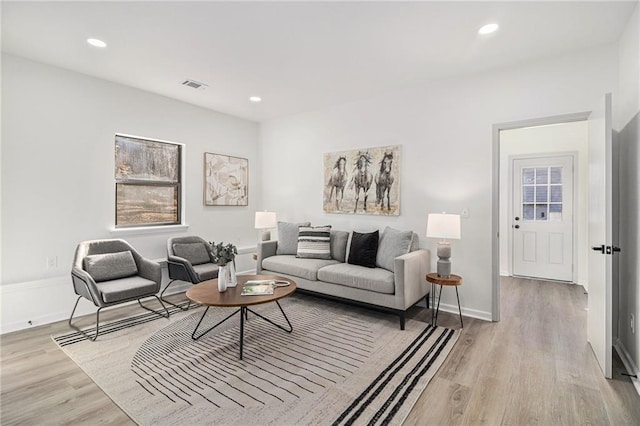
[323,145,400,215]
[204,153,248,206]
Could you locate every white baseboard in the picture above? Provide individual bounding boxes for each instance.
[434,302,492,322]
[614,338,640,397]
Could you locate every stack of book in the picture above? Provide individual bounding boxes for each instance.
[241,279,290,296]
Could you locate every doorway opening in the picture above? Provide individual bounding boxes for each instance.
[491,112,590,322]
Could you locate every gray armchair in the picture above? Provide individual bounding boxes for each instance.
[69,239,169,341]
[163,236,219,310]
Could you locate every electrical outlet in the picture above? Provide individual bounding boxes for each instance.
[461,208,470,219]
[46,256,58,269]
[631,313,635,334]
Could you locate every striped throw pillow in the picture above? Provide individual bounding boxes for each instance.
[296,226,332,259]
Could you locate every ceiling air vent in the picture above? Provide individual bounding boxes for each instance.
[181,79,208,90]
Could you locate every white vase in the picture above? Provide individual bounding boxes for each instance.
[218,264,228,292]
[228,261,238,287]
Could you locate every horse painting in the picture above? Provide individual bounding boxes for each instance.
[323,145,400,216]
[375,152,394,210]
[327,156,348,210]
[349,151,373,212]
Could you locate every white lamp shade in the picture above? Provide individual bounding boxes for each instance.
[255,211,277,229]
[426,213,461,240]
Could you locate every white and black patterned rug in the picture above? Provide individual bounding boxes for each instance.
[54,295,459,425]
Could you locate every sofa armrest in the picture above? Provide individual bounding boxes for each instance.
[393,249,431,309]
[256,241,278,274]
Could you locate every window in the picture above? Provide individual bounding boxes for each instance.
[115,134,182,228]
[522,166,563,222]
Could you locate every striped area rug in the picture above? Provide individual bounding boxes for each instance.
[53,295,459,425]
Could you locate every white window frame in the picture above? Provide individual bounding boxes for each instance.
[111,133,187,235]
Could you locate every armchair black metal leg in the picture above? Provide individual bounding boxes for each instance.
[160,279,191,311]
[138,296,170,319]
[68,296,102,341]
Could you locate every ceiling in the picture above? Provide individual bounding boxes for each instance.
[2,1,636,122]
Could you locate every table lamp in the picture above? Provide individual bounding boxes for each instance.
[426,212,461,277]
[255,211,277,241]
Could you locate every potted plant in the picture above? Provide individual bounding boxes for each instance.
[210,242,238,292]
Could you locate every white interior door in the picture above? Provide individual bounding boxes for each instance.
[511,155,574,281]
[587,93,613,379]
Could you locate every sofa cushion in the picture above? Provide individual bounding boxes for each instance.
[348,230,379,268]
[376,227,414,272]
[410,232,420,252]
[173,242,211,265]
[193,263,219,282]
[95,275,158,303]
[330,230,349,262]
[262,255,339,281]
[276,221,311,255]
[318,263,395,295]
[297,226,332,259]
[84,251,138,283]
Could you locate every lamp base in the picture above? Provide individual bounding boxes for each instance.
[436,241,452,278]
[260,230,271,241]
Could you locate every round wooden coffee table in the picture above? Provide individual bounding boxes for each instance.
[186,274,297,360]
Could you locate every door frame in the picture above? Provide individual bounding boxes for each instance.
[491,111,590,321]
[508,152,578,282]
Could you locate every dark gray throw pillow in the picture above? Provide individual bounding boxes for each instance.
[173,242,211,265]
[276,221,311,255]
[84,251,138,282]
[348,230,379,268]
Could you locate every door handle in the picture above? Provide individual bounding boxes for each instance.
[514,225,520,229]
[514,216,520,221]
[592,245,605,253]
[612,246,621,253]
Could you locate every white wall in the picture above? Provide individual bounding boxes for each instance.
[499,122,589,286]
[259,45,618,320]
[615,4,640,391]
[1,54,259,331]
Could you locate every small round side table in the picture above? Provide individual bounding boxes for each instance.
[426,272,463,328]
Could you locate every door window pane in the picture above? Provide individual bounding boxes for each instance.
[523,168,535,184]
[549,203,563,221]
[550,167,562,184]
[523,186,535,202]
[535,186,548,202]
[535,204,548,221]
[550,186,562,202]
[535,168,548,184]
[523,204,535,220]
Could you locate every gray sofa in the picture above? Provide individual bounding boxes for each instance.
[256,225,430,329]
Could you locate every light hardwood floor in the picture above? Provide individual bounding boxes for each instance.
[2,277,639,425]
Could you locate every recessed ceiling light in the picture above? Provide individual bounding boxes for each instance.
[249,96,262,103]
[87,38,107,48]
[478,23,499,35]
